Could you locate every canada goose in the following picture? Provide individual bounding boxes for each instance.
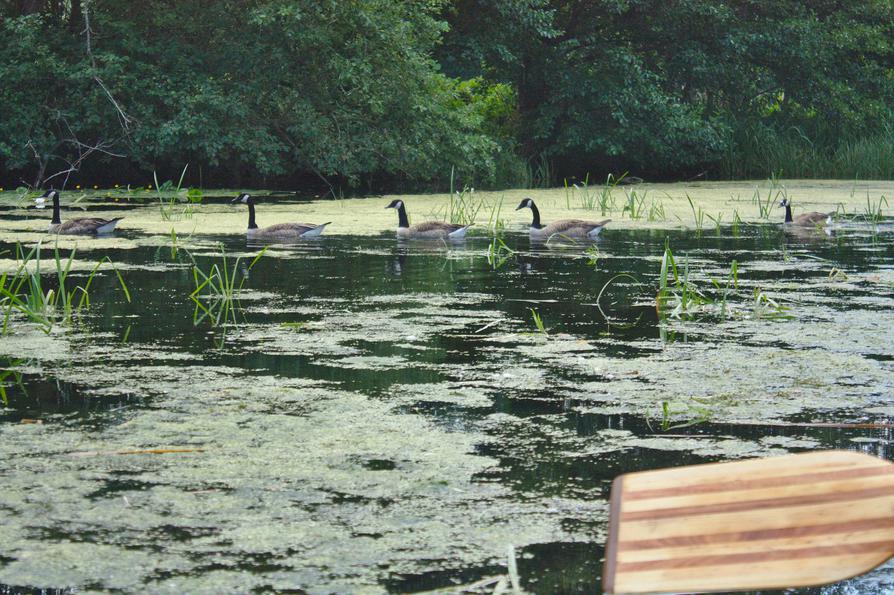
[35,189,123,235]
[385,199,470,239]
[515,198,610,239]
[780,198,832,227]
[231,193,330,240]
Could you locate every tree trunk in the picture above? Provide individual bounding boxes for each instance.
[18,0,46,15]
[69,0,82,31]
[33,156,48,189]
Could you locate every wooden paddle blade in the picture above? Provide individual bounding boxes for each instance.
[603,450,894,594]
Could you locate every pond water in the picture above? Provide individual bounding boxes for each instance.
[0,186,893,593]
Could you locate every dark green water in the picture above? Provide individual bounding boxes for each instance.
[1,220,893,593]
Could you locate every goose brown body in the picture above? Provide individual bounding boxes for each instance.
[246,222,329,240]
[51,217,124,235]
[37,190,123,235]
[515,198,609,239]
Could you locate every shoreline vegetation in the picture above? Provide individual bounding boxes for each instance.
[2,2,893,194]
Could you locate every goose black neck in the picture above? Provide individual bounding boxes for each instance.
[396,203,409,228]
[247,201,258,229]
[784,203,793,223]
[51,194,61,224]
[529,203,543,229]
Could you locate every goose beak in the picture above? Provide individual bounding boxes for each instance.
[230,196,242,204]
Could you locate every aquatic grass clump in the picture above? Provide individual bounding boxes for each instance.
[861,195,888,224]
[485,195,507,236]
[190,245,267,327]
[446,187,483,226]
[752,288,793,320]
[565,172,623,214]
[528,308,547,336]
[647,197,666,221]
[655,242,789,321]
[656,243,711,319]
[659,394,740,431]
[731,210,743,235]
[711,260,738,317]
[0,242,131,335]
[155,165,203,221]
[753,175,787,220]
[685,195,706,234]
[622,188,647,219]
[441,166,484,226]
[597,172,625,214]
[575,173,598,210]
[486,237,515,269]
[660,400,712,431]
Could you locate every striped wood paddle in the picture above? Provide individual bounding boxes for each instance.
[603,450,894,593]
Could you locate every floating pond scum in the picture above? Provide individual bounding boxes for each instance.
[0,181,892,593]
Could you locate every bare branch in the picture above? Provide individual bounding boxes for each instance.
[82,0,132,131]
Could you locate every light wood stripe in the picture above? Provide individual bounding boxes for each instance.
[623,464,893,501]
[617,516,894,551]
[621,484,892,522]
[617,526,894,564]
[618,492,894,542]
[621,471,894,513]
[617,540,893,573]
[622,451,872,491]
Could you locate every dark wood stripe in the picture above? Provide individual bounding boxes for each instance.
[617,540,893,573]
[601,476,624,594]
[618,516,894,551]
[624,465,892,501]
[622,485,893,522]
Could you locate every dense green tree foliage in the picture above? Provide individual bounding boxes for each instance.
[1,0,893,190]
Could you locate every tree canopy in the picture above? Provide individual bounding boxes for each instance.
[2,0,893,191]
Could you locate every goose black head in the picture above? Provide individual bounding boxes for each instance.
[779,198,790,208]
[232,193,251,204]
[385,199,404,210]
[515,198,535,211]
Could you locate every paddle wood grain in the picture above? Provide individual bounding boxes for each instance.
[603,450,894,594]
